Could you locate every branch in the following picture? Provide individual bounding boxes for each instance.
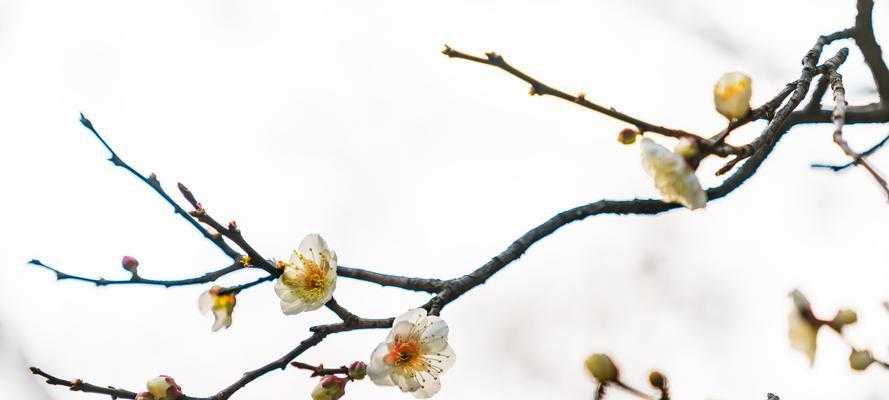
[811,132,889,170]
[854,0,889,101]
[30,367,141,400]
[177,183,278,275]
[827,66,889,200]
[79,114,243,261]
[337,265,445,293]
[27,259,246,288]
[289,362,348,377]
[441,45,746,158]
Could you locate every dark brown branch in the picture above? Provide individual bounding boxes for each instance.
[30,368,140,400]
[178,183,278,275]
[827,67,889,199]
[441,45,746,158]
[811,132,889,170]
[28,259,245,288]
[337,265,445,293]
[79,114,242,261]
[854,0,889,101]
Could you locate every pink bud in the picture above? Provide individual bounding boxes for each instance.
[347,361,367,380]
[135,392,155,400]
[312,376,348,400]
[121,256,139,273]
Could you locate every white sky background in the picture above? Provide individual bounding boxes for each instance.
[1,0,888,399]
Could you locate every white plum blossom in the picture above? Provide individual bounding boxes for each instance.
[640,138,707,210]
[198,286,236,331]
[368,309,456,398]
[714,71,752,120]
[274,233,337,315]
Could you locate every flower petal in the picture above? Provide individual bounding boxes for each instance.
[211,308,232,331]
[198,291,213,315]
[281,299,309,315]
[387,321,417,342]
[368,342,395,386]
[412,373,442,399]
[299,233,329,266]
[394,308,427,327]
[426,344,456,373]
[392,372,422,393]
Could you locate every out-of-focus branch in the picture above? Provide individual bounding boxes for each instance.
[854,0,889,102]
[827,66,889,199]
[811,132,889,170]
[79,114,243,261]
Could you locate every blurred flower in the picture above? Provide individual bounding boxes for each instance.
[240,255,252,267]
[618,128,639,145]
[788,290,821,366]
[850,349,875,371]
[713,72,752,120]
[368,309,455,398]
[347,361,367,380]
[584,353,618,383]
[121,256,139,275]
[830,309,858,331]
[640,138,707,210]
[135,392,154,400]
[274,234,337,315]
[311,376,349,400]
[146,375,181,400]
[198,286,236,331]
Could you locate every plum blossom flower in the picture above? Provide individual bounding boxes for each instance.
[640,138,707,210]
[198,286,236,331]
[146,375,181,400]
[274,234,337,315]
[368,309,455,398]
[713,71,752,120]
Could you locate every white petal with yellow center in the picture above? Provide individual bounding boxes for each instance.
[640,138,707,210]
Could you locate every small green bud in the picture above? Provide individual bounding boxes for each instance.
[584,353,619,382]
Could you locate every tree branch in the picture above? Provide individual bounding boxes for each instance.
[27,259,245,288]
[854,0,889,101]
[79,114,243,262]
[811,132,889,170]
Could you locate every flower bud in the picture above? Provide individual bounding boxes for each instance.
[833,309,858,327]
[673,137,699,161]
[850,349,874,371]
[648,370,667,390]
[618,128,639,145]
[121,256,139,274]
[584,353,619,382]
[713,71,752,120]
[311,376,348,400]
[347,361,367,380]
[135,393,155,400]
[146,375,181,400]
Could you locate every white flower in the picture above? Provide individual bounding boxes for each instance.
[713,72,752,120]
[274,233,337,315]
[368,309,456,398]
[788,289,820,366]
[198,286,236,331]
[146,376,181,400]
[640,138,707,210]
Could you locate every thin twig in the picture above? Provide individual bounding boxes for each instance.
[28,259,244,288]
[811,132,889,171]
[79,114,243,261]
[827,68,889,200]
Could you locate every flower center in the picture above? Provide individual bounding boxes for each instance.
[284,253,331,301]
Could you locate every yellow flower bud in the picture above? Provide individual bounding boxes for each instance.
[584,353,619,382]
[714,72,752,120]
[833,309,858,326]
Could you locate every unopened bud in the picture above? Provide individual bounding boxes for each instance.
[648,370,667,390]
[584,353,619,382]
[311,376,348,400]
[135,393,155,400]
[146,375,181,400]
[833,309,858,326]
[121,256,139,274]
[347,361,367,380]
[618,128,639,145]
[850,349,875,371]
[673,137,699,160]
[228,221,238,231]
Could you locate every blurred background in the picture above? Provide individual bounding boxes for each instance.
[1,0,888,399]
